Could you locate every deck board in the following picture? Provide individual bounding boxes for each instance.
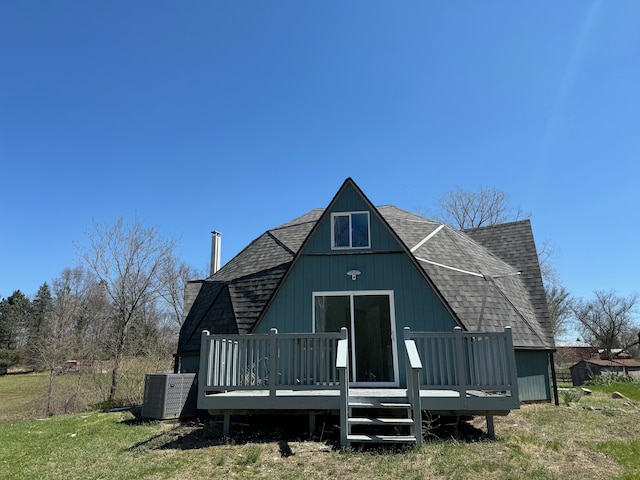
[199,387,518,414]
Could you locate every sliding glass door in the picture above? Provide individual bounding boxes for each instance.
[314,291,397,386]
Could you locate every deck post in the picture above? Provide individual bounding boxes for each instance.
[198,330,211,405]
[404,327,423,447]
[269,328,278,397]
[309,411,316,437]
[503,326,519,402]
[223,413,231,437]
[486,415,495,439]
[453,327,468,409]
[336,327,349,448]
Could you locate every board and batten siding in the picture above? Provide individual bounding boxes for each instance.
[515,350,552,402]
[256,252,457,386]
[303,188,400,254]
[256,182,456,336]
[257,252,457,335]
[254,183,458,386]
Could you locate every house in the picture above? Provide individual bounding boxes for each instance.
[176,178,554,446]
[570,358,640,386]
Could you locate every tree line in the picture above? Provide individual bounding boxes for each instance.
[0,217,200,408]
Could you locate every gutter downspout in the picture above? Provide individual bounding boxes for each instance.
[550,351,559,406]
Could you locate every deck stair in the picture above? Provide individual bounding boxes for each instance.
[346,393,419,446]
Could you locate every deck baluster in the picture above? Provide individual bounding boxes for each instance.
[269,329,278,395]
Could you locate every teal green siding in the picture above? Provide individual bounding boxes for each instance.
[258,252,455,334]
[304,183,400,254]
[515,350,551,402]
[179,355,200,374]
[258,251,456,386]
[257,181,456,335]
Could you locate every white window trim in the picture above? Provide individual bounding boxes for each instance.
[330,211,371,250]
[312,290,398,387]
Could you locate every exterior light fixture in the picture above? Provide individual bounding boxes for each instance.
[346,269,361,280]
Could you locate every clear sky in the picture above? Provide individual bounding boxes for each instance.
[1,1,639,334]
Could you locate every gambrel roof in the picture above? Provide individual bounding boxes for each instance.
[178,180,553,355]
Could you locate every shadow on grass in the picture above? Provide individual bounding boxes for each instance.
[123,412,490,454]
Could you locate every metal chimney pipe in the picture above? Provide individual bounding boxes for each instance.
[210,231,221,276]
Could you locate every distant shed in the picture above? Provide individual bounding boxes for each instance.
[569,358,640,386]
[555,341,598,366]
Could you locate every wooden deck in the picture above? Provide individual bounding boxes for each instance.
[197,326,519,446]
[199,387,516,415]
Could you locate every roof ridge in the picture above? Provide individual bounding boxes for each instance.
[463,218,531,231]
[217,261,292,284]
[269,218,320,232]
[377,205,438,223]
[440,225,518,277]
[490,278,548,345]
[266,231,296,256]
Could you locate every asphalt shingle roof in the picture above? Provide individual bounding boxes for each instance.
[178,205,553,354]
[464,220,554,347]
[178,212,318,354]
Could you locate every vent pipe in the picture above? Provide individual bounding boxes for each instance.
[210,231,221,276]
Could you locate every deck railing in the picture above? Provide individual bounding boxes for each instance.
[404,326,518,403]
[199,326,518,403]
[199,328,344,396]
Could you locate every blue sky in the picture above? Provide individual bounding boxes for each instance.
[1,1,639,334]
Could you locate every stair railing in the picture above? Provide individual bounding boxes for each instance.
[403,327,423,447]
[335,327,349,448]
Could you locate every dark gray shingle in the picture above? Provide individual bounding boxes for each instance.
[178,204,553,354]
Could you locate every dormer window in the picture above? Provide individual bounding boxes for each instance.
[331,212,370,249]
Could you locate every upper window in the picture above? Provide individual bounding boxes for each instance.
[331,212,370,249]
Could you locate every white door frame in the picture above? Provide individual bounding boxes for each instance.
[312,290,399,387]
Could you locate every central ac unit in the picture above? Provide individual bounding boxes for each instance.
[141,373,196,420]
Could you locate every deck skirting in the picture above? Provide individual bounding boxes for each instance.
[199,387,517,416]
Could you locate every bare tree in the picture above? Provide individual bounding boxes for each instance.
[572,290,638,355]
[434,186,529,230]
[78,217,177,401]
[430,186,559,283]
[159,255,201,328]
[429,185,571,341]
[35,272,80,414]
[546,284,572,339]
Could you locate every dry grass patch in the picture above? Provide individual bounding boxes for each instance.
[125,393,638,480]
[2,387,639,479]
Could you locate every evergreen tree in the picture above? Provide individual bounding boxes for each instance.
[0,291,31,372]
[26,283,54,369]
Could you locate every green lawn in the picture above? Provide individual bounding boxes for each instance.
[0,359,160,421]
[0,384,639,479]
[0,373,46,421]
[2,373,639,479]
[587,383,640,402]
